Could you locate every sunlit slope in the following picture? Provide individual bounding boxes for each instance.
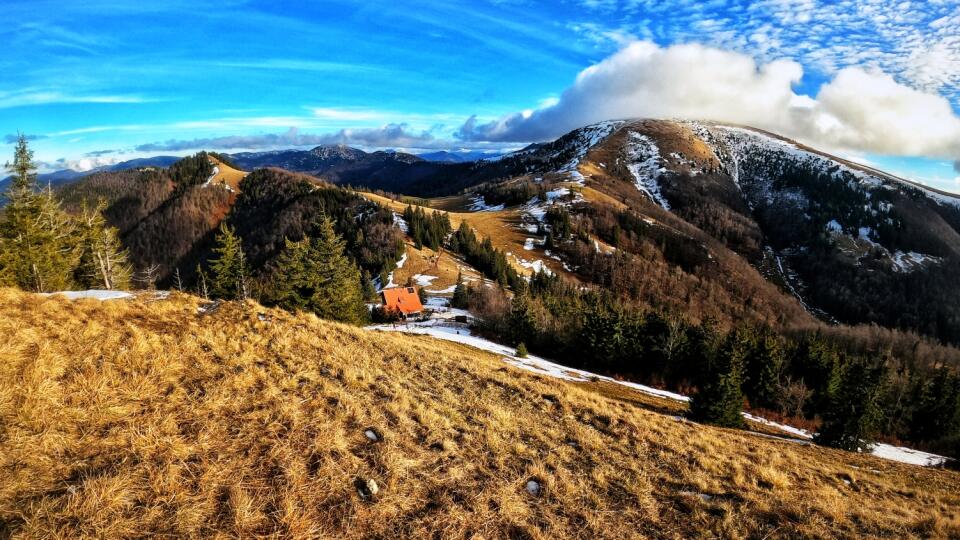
[0,288,958,538]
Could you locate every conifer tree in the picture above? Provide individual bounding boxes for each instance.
[580,294,624,369]
[360,269,378,302]
[0,136,78,292]
[744,331,784,410]
[208,222,248,300]
[451,270,468,309]
[815,359,887,451]
[509,289,537,346]
[74,201,132,290]
[272,218,367,324]
[689,327,749,428]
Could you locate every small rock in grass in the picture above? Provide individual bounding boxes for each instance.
[526,479,542,497]
[679,490,713,502]
[354,477,380,500]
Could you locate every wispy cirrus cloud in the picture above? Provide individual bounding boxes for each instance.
[0,90,163,109]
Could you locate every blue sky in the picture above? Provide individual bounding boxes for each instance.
[2,0,959,190]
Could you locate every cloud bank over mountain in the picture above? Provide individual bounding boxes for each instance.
[457,41,960,160]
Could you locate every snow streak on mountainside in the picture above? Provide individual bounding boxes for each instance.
[625,131,670,209]
[554,120,624,184]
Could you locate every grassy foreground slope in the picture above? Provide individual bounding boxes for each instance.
[0,289,958,539]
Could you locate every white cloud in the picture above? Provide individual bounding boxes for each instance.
[458,41,960,160]
[47,155,123,172]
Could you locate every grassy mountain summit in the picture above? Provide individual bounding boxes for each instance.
[0,288,958,538]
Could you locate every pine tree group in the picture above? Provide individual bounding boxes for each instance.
[815,359,887,451]
[0,135,130,293]
[271,218,367,324]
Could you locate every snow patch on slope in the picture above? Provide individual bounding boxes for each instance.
[626,132,670,210]
[411,274,438,287]
[467,195,505,212]
[890,251,941,273]
[392,212,409,233]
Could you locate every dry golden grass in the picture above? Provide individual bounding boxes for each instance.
[390,243,484,294]
[362,192,571,278]
[209,157,249,191]
[1,288,958,539]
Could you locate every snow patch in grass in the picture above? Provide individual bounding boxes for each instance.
[45,290,134,301]
[411,274,438,286]
[870,443,949,467]
[201,166,219,187]
[425,285,457,294]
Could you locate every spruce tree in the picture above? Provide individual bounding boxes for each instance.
[451,271,468,309]
[271,218,367,324]
[689,327,749,428]
[360,269,378,302]
[208,222,248,300]
[509,289,537,346]
[580,294,624,370]
[6,133,37,193]
[744,331,784,410]
[815,359,887,452]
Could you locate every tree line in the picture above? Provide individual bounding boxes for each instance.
[456,268,959,460]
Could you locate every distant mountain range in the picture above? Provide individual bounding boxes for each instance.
[1,156,181,192]
[2,148,504,196]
